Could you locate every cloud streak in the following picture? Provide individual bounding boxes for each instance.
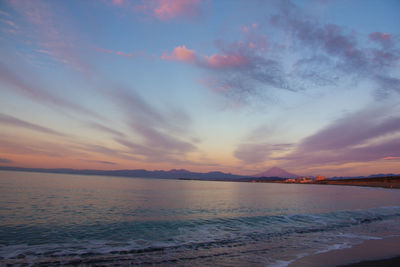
[7,0,94,76]
[0,157,13,164]
[0,113,66,136]
[281,106,400,166]
[234,143,292,164]
[80,159,117,165]
[85,121,125,138]
[0,64,99,118]
[152,0,202,20]
[109,88,197,164]
[110,0,204,21]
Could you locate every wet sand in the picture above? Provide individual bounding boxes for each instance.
[288,236,400,267]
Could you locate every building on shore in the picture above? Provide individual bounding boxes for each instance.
[285,175,326,183]
[295,176,313,183]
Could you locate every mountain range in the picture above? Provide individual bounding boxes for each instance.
[0,166,248,180]
[1,166,397,181]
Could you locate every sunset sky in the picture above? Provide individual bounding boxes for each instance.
[0,0,399,177]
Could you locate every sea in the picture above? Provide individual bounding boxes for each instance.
[1,170,400,266]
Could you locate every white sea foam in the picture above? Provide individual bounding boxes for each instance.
[314,242,352,254]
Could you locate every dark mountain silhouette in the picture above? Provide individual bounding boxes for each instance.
[1,166,396,181]
[254,167,297,178]
[329,173,398,180]
[0,166,250,180]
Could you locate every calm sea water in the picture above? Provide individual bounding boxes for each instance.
[1,170,400,266]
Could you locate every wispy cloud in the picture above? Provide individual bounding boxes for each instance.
[369,32,394,48]
[280,105,400,166]
[203,53,249,69]
[0,157,13,164]
[85,121,125,138]
[161,45,197,62]
[0,64,99,118]
[152,0,202,20]
[8,0,93,75]
[234,143,292,164]
[95,47,149,59]
[0,134,86,158]
[0,133,135,163]
[109,88,197,164]
[161,0,399,104]
[80,159,117,165]
[269,1,399,93]
[0,113,66,136]
[109,0,204,21]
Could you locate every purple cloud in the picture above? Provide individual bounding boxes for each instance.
[280,107,400,165]
[374,75,400,96]
[110,88,197,163]
[193,0,400,103]
[85,121,126,138]
[369,32,394,48]
[0,133,137,162]
[80,159,117,165]
[234,143,292,164]
[0,135,87,158]
[74,143,139,161]
[0,64,100,118]
[270,1,399,91]
[8,0,93,75]
[0,113,66,136]
[0,157,13,164]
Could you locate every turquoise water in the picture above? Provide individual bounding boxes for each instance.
[1,171,400,266]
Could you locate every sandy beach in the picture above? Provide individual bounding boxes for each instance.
[289,236,400,267]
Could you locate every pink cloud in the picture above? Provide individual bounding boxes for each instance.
[111,0,125,6]
[9,0,93,75]
[242,23,258,33]
[153,0,202,20]
[0,64,100,118]
[95,47,144,58]
[204,54,249,68]
[162,44,250,69]
[161,45,197,62]
[369,32,394,48]
[249,42,256,49]
[111,0,204,20]
[95,47,115,54]
[198,78,232,93]
[117,51,133,57]
[383,156,400,160]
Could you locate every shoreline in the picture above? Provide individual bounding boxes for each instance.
[288,236,400,267]
[342,256,400,266]
[1,168,400,190]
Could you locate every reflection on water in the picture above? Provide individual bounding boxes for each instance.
[1,170,400,266]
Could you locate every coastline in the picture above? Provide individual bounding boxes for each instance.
[1,168,399,190]
[342,256,400,266]
[288,236,400,267]
[315,176,400,189]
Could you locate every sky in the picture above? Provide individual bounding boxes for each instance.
[0,0,399,177]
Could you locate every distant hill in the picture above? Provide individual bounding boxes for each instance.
[329,173,399,180]
[254,167,297,178]
[0,166,250,181]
